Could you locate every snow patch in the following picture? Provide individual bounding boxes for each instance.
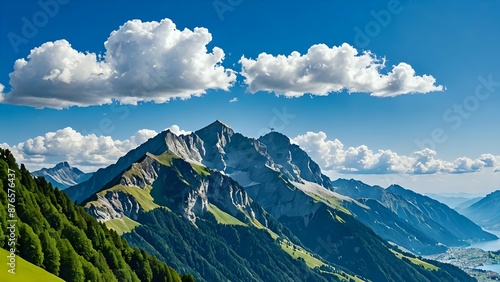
[290,180,369,209]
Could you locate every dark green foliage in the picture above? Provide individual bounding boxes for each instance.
[18,222,44,267]
[124,208,336,282]
[0,149,189,282]
[80,257,102,282]
[39,230,60,275]
[130,248,154,282]
[62,224,94,260]
[58,238,85,282]
[181,274,196,282]
[279,205,477,282]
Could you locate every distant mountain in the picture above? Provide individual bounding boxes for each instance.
[32,161,92,189]
[65,121,477,281]
[461,190,500,230]
[426,193,479,209]
[387,185,496,242]
[331,180,497,255]
[455,197,482,212]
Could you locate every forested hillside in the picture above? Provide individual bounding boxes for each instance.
[0,148,194,282]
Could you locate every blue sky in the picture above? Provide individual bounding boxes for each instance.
[1,0,499,193]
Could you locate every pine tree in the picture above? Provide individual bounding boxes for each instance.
[18,222,44,267]
[40,230,60,275]
[58,239,85,282]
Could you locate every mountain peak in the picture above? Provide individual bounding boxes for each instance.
[32,161,92,189]
[205,120,231,130]
[214,119,231,128]
[195,120,234,138]
[387,184,405,190]
[54,161,70,169]
[258,131,290,146]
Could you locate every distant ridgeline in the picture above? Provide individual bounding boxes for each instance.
[31,161,92,190]
[0,148,195,282]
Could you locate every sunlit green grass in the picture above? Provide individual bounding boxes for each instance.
[390,249,439,271]
[208,204,246,226]
[0,248,64,282]
[190,163,210,176]
[98,185,160,211]
[148,151,179,166]
[104,216,141,235]
[280,240,326,269]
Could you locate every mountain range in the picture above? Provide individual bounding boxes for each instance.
[331,179,496,254]
[62,120,488,281]
[426,193,483,209]
[460,190,500,231]
[32,161,92,189]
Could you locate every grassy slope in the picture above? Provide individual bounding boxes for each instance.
[147,151,178,166]
[207,204,246,226]
[280,240,325,268]
[0,248,64,282]
[390,249,439,271]
[190,163,210,176]
[279,239,368,281]
[104,216,141,235]
[291,181,353,216]
[96,185,160,211]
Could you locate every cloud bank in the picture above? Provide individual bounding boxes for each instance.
[240,43,443,97]
[0,18,236,109]
[0,125,186,172]
[292,131,499,175]
[1,127,497,176]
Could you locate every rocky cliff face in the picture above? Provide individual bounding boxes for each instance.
[85,190,143,221]
[82,149,265,226]
[258,132,331,188]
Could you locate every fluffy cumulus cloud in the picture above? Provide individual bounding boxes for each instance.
[165,125,191,136]
[240,43,443,97]
[0,125,188,172]
[0,19,236,109]
[292,131,499,175]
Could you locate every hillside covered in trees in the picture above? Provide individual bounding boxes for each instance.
[0,148,194,282]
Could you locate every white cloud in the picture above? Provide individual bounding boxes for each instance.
[479,154,498,167]
[0,18,236,109]
[165,125,191,136]
[0,125,193,172]
[0,83,5,102]
[292,131,498,175]
[240,43,443,97]
[229,97,238,103]
[0,127,160,172]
